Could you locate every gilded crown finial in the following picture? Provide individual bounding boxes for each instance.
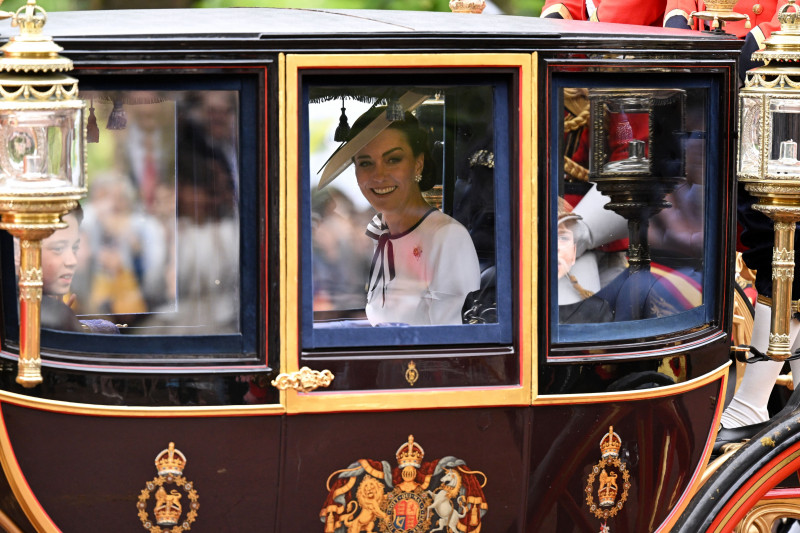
[0,0,72,75]
[599,426,622,459]
[154,442,187,477]
[779,0,800,29]
[12,0,46,36]
[449,0,486,13]
[396,434,425,469]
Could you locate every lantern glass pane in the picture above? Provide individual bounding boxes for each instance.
[768,99,800,176]
[588,89,686,181]
[589,95,651,177]
[739,95,761,176]
[0,107,83,191]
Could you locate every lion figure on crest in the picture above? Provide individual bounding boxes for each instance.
[341,475,388,533]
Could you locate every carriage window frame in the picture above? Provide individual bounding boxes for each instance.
[548,73,721,352]
[297,71,516,351]
[0,72,262,366]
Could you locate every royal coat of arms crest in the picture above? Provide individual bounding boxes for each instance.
[320,435,488,533]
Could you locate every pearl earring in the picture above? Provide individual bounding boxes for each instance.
[414,174,422,183]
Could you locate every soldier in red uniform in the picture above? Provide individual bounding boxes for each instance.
[541,0,667,26]
[663,0,788,77]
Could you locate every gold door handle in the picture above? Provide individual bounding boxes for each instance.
[271,367,334,393]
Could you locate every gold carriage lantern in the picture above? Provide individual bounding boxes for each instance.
[0,0,86,386]
[587,89,686,272]
[738,0,800,361]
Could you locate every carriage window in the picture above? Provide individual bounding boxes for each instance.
[301,79,513,349]
[553,84,712,343]
[1,81,259,361]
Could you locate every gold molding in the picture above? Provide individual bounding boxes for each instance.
[534,361,729,405]
[0,389,285,417]
[278,51,287,411]
[529,52,538,404]
[283,52,533,414]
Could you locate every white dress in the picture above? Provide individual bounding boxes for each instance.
[365,209,480,326]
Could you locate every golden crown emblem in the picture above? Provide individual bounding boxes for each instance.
[599,426,621,459]
[395,434,425,469]
[155,442,186,477]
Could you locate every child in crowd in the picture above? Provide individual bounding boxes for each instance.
[27,206,118,334]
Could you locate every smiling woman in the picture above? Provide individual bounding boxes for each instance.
[322,106,480,326]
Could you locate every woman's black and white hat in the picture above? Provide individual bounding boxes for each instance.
[317,90,429,189]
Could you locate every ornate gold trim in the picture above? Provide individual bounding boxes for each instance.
[271,366,334,393]
[0,78,77,101]
[535,361,729,405]
[735,497,800,533]
[283,53,533,414]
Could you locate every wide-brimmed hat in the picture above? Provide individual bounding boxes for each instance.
[317,90,430,189]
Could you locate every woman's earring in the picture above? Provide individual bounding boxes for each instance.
[414,174,422,183]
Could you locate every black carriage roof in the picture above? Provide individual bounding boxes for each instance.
[6,8,741,53]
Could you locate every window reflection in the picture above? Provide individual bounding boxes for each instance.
[37,90,241,336]
[557,87,705,325]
